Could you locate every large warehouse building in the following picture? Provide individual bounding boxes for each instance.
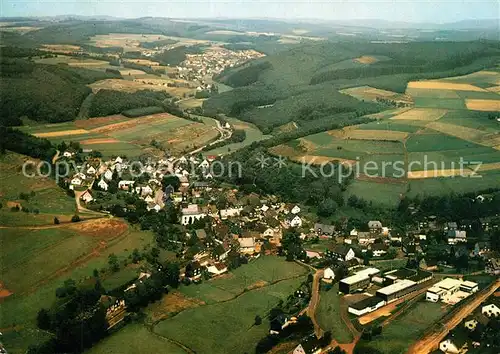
[426,278,478,304]
[376,279,418,303]
[339,267,380,294]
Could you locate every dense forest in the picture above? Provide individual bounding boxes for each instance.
[0,127,56,160]
[0,58,120,126]
[88,90,170,117]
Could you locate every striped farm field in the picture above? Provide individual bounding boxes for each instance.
[465,99,500,111]
[391,108,448,121]
[345,129,409,141]
[32,129,89,138]
[407,81,487,92]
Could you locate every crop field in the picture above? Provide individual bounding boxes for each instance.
[316,283,354,343]
[340,86,412,104]
[269,69,500,200]
[89,78,196,98]
[35,55,110,67]
[356,301,449,354]
[154,277,304,354]
[41,44,82,53]
[465,99,500,111]
[18,113,218,158]
[203,117,271,156]
[0,224,155,353]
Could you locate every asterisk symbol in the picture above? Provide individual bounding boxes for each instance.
[273,155,287,168]
[255,154,270,169]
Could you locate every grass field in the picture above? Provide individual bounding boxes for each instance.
[345,180,407,208]
[0,152,76,225]
[88,324,186,354]
[0,224,155,354]
[356,301,449,354]
[316,283,353,343]
[179,256,307,304]
[133,256,308,354]
[154,277,304,354]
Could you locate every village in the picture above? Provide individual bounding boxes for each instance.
[54,148,500,354]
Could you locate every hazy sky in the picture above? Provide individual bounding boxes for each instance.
[1,0,499,23]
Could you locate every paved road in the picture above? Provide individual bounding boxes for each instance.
[408,279,500,354]
[307,269,324,338]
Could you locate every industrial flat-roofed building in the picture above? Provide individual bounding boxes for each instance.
[426,278,478,304]
[348,296,386,316]
[339,267,380,294]
[376,279,417,303]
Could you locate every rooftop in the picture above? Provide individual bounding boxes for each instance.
[377,279,416,296]
[349,295,385,310]
[340,267,380,285]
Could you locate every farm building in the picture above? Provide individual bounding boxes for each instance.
[207,263,228,276]
[80,190,94,203]
[339,267,380,294]
[426,278,478,304]
[376,279,417,303]
[99,295,126,330]
[348,295,386,316]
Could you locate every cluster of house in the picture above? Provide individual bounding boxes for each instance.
[438,294,500,353]
[175,47,264,85]
[67,154,222,212]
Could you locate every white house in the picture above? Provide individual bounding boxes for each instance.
[238,237,256,254]
[71,177,82,186]
[75,172,86,179]
[104,169,113,181]
[97,179,109,191]
[288,216,302,228]
[80,190,93,203]
[261,205,269,212]
[118,180,135,190]
[220,207,243,219]
[136,185,153,196]
[114,156,123,164]
[439,334,468,354]
[63,151,74,158]
[147,203,161,212]
[144,195,154,203]
[263,228,275,238]
[199,159,210,169]
[207,263,228,276]
[291,205,301,214]
[181,204,206,225]
[178,156,187,164]
[86,166,96,175]
[482,303,500,317]
[323,267,335,282]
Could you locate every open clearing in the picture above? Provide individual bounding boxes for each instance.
[340,86,412,104]
[465,99,500,111]
[345,129,408,141]
[41,44,82,53]
[354,56,378,64]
